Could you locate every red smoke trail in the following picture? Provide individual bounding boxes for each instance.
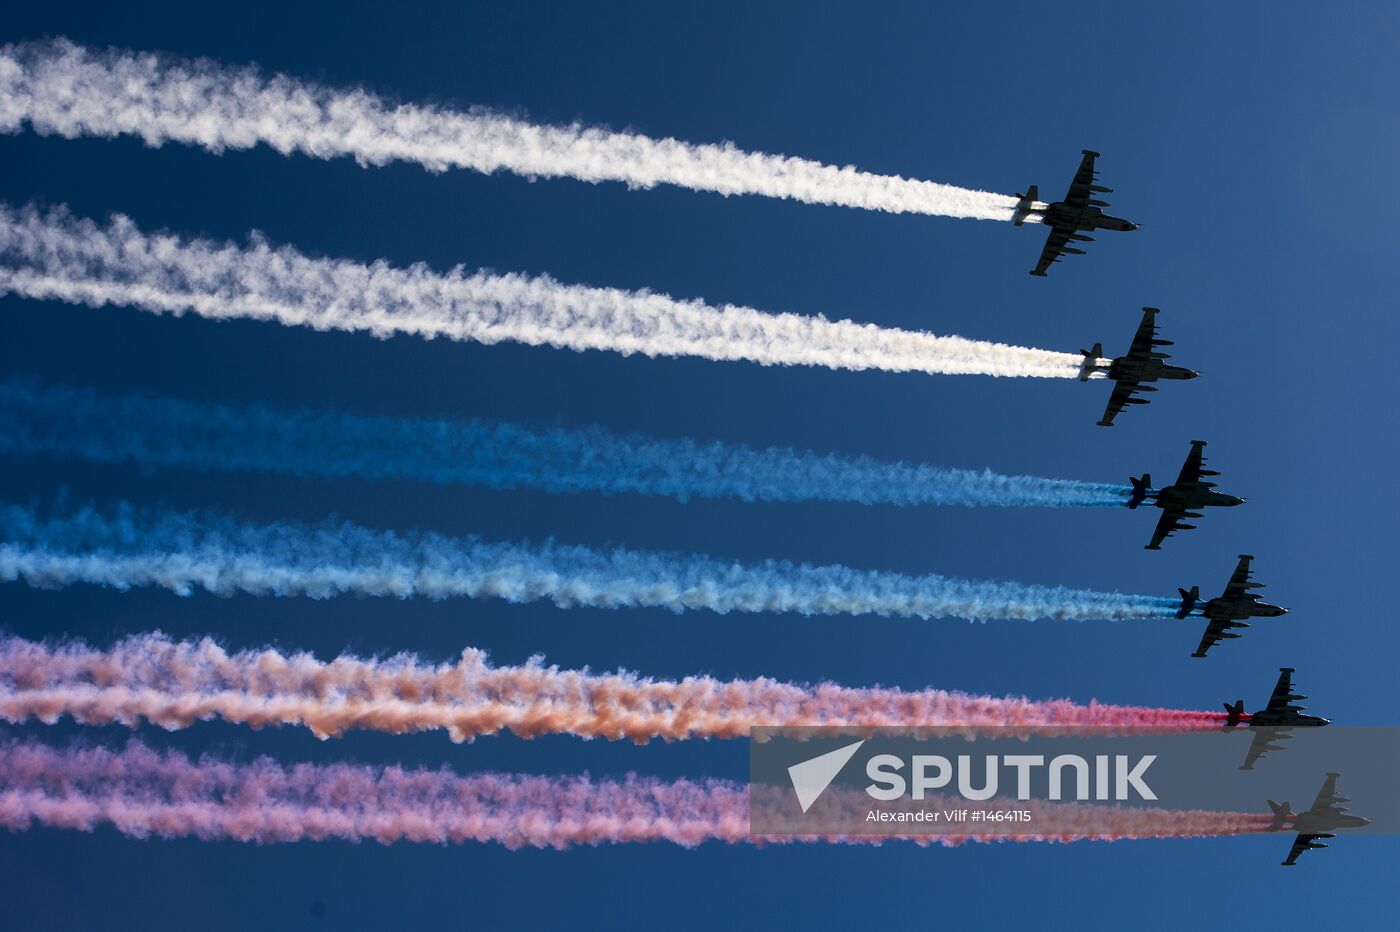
[0,634,1230,743]
[0,741,1274,848]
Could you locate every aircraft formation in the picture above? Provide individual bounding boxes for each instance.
[0,43,1372,871]
[1021,151,1359,865]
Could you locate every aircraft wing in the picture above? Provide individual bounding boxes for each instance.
[1145,503,1189,550]
[1190,619,1234,658]
[1174,441,1208,486]
[1282,832,1331,866]
[1062,150,1099,207]
[1307,773,1345,815]
[1265,668,1302,715]
[1240,727,1291,771]
[1222,555,1261,602]
[1031,225,1074,276]
[1097,379,1144,427]
[1124,307,1161,361]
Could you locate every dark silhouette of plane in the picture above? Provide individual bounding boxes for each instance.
[1127,440,1244,550]
[1225,668,1330,770]
[1268,772,1370,866]
[1177,554,1289,657]
[1080,307,1198,426]
[1013,150,1138,276]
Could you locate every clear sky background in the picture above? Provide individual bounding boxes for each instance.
[2,3,1397,928]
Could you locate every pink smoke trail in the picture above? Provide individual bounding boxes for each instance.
[0,740,1275,848]
[0,634,1230,743]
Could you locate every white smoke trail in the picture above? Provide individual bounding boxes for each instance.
[0,376,1131,507]
[0,204,1095,377]
[0,500,1178,621]
[0,39,1020,220]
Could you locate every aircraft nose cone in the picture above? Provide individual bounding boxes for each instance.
[1186,370,1201,379]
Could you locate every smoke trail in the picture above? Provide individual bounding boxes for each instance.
[0,39,1020,221]
[0,377,1131,508]
[0,740,1272,848]
[0,634,1229,743]
[0,500,1177,620]
[0,204,1098,378]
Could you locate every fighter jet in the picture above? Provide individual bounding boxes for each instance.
[1013,150,1139,277]
[1080,307,1199,427]
[1225,668,1330,770]
[1268,773,1371,866]
[1177,554,1289,658]
[1128,440,1245,550]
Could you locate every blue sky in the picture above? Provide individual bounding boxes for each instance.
[1,3,1397,928]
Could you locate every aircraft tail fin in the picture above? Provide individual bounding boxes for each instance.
[1127,474,1152,509]
[1077,344,1103,382]
[1175,585,1200,618]
[1224,699,1246,727]
[1267,800,1294,832]
[1012,185,1039,226]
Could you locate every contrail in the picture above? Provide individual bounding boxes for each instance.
[0,634,1229,743]
[0,377,1131,508]
[0,740,1273,848]
[0,39,1021,221]
[0,204,1096,378]
[0,499,1178,621]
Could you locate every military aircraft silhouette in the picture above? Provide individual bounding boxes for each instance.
[1225,668,1330,770]
[1079,307,1198,427]
[1268,772,1370,866]
[1177,554,1289,657]
[1013,150,1139,276]
[1127,440,1244,550]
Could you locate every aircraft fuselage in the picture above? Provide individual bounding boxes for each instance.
[1107,358,1199,383]
[1293,811,1371,834]
[1249,711,1331,728]
[1205,597,1288,623]
[1042,202,1139,233]
[1154,485,1245,510]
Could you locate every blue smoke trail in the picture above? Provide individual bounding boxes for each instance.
[0,499,1179,621]
[0,377,1131,508]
